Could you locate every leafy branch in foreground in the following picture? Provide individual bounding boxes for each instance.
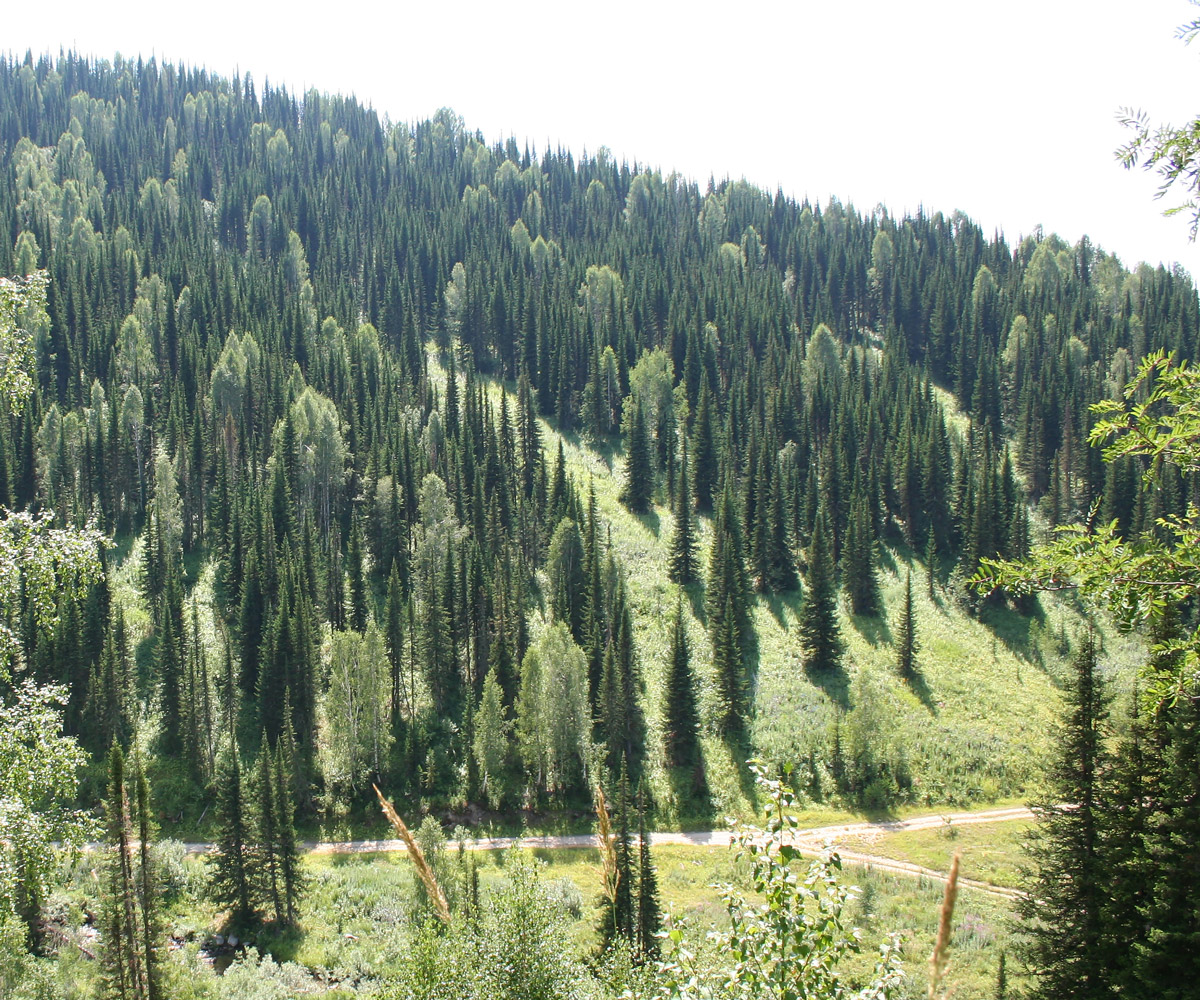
[658,761,904,1000]
[972,350,1200,704]
[1115,4,1200,241]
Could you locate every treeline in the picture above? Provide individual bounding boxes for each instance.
[0,50,1197,820]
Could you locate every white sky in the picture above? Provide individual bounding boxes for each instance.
[7,0,1200,274]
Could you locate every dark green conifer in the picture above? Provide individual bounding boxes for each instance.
[621,400,654,514]
[1016,633,1112,1000]
[662,599,699,769]
[895,570,919,679]
[636,784,661,962]
[798,501,841,673]
[274,741,304,925]
[842,494,878,615]
[667,439,697,584]
[347,515,368,632]
[691,383,718,513]
[712,595,744,734]
[209,741,255,927]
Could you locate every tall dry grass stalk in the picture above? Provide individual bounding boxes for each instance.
[373,784,451,924]
[594,783,620,906]
[928,849,961,1000]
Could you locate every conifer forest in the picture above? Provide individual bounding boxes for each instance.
[2,40,1200,1000]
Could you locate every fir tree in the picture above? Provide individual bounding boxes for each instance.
[712,594,744,734]
[209,741,256,927]
[134,763,161,1000]
[636,784,661,962]
[348,515,368,632]
[691,382,718,513]
[601,763,636,947]
[256,735,283,925]
[274,740,304,925]
[667,439,697,584]
[798,501,842,673]
[841,494,878,615]
[662,599,699,769]
[1016,633,1113,1000]
[99,744,144,1000]
[895,570,919,678]
[621,400,654,514]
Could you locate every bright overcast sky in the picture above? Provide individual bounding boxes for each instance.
[7,0,1200,274]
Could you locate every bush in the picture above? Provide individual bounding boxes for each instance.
[659,761,906,1000]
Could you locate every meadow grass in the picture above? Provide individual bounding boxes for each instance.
[836,819,1033,889]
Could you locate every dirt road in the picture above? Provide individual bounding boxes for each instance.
[170,804,1032,898]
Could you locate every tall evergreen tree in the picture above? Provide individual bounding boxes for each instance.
[636,783,661,962]
[274,741,304,926]
[691,382,718,513]
[798,501,842,673]
[712,594,744,734]
[662,599,699,769]
[895,569,919,679]
[1016,633,1113,1000]
[256,735,283,925]
[620,400,653,514]
[133,763,161,1000]
[841,494,879,615]
[99,745,144,1000]
[667,440,697,584]
[209,741,255,927]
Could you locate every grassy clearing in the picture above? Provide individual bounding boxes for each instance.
[837,819,1033,889]
[291,841,1018,999]
[456,355,1129,829]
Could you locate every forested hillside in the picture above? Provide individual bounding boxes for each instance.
[1,49,1195,834]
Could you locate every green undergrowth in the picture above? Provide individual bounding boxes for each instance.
[464,358,1138,827]
[106,356,1140,844]
[838,819,1033,889]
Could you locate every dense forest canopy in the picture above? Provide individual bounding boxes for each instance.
[0,40,1199,1000]
[1,49,1197,820]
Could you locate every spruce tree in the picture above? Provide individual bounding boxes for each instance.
[100,744,144,1000]
[841,494,878,615]
[895,570,919,678]
[209,741,256,927]
[1131,691,1200,998]
[256,735,283,925]
[798,502,842,673]
[662,599,699,769]
[134,763,161,1000]
[348,515,368,632]
[636,784,661,961]
[274,740,304,926]
[667,440,697,584]
[763,464,798,592]
[691,382,718,513]
[156,616,183,759]
[706,477,752,654]
[713,595,744,734]
[1016,633,1113,1000]
[621,400,654,514]
[384,560,405,720]
[600,763,636,948]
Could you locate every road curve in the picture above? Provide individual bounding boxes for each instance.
[160,804,1033,898]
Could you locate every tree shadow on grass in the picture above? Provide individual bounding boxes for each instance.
[667,760,715,829]
[556,426,621,471]
[683,583,708,628]
[761,587,803,630]
[635,508,661,538]
[805,662,850,711]
[901,666,938,715]
[728,739,761,807]
[979,597,1049,672]
[850,612,892,648]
